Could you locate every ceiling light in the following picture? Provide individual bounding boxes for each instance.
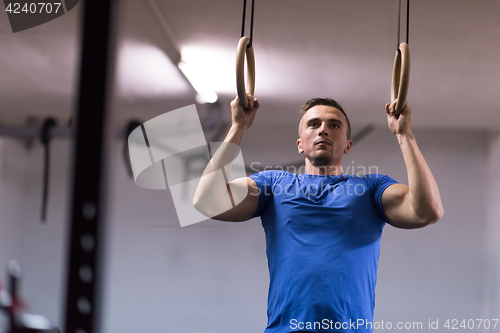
[178,60,218,104]
[117,42,189,98]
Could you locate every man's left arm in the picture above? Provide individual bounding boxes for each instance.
[381,101,444,229]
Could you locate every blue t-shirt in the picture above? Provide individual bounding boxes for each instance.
[249,171,398,333]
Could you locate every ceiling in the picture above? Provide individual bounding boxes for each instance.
[0,0,499,137]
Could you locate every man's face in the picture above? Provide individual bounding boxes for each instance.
[297,105,352,167]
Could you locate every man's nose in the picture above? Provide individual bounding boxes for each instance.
[319,122,328,135]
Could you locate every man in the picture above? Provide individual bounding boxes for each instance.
[193,94,444,333]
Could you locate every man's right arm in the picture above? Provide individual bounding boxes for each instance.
[193,95,260,222]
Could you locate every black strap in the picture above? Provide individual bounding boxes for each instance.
[241,0,256,48]
[406,0,410,44]
[40,118,57,222]
[397,0,410,49]
[397,0,401,48]
[240,0,246,38]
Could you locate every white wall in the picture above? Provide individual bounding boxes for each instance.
[482,132,500,327]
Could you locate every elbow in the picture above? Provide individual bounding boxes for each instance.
[436,205,445,221]
[193,198,210,218]
[432,205,445,224]
[192,197,200,212]
[192,191,206,216]
[192,190,199,210]
[192,196,205,216]
[421,205,444,227]
[193,191,217,218]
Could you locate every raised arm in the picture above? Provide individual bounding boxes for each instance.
[193,94,260,222]
[381,101,444,229]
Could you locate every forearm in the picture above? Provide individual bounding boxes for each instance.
[194,94,259,217]
[206,125,246,173]
[398,132,444,222]
[193,125,247,215]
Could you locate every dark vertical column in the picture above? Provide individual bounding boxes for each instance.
[64,0,115,332]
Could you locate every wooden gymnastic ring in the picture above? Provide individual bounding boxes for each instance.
[391,42,410,115]
[236,36,255,108]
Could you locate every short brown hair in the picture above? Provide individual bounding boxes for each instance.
[298,98,351,139]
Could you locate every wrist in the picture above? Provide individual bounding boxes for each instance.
[397,131,415,144]
[231,123,248,133]
[225,124,247,145]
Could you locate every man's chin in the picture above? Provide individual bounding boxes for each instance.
[308,155,333,167]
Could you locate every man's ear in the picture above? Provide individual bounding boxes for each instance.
[297,138,304,153]
[343,140,353,154]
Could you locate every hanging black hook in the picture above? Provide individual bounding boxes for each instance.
[123,120,142,179]
[40,118,57,222]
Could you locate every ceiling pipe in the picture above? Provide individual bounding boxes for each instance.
[145,0,181,64]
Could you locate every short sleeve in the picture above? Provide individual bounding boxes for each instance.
[249,171,273,217]
[367,174,399,221]
[249,170,290,217]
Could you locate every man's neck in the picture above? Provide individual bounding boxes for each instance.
[303,160,343,176]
